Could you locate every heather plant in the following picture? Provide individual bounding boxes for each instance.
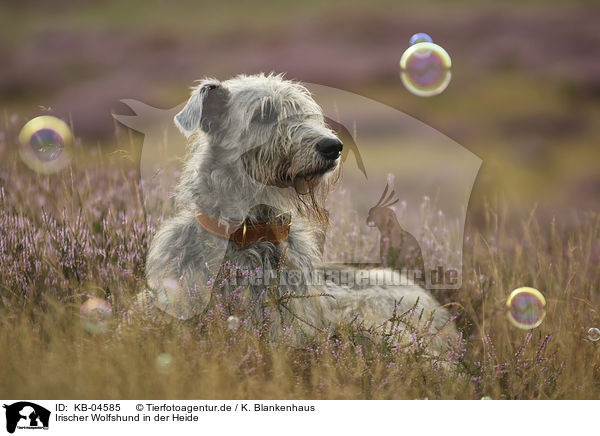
[0,117,599,399]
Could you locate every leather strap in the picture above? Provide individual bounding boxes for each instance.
[196,212,291,247]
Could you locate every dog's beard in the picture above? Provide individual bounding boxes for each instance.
[241,147,341,224]
[283,152,339,187]
[290,160,341,224]
[292,166,333,194]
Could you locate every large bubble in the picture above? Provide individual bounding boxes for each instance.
[399,42,452,97]
[506,287,546,330]
[18,115,73,174]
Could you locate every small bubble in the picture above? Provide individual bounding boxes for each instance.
[409,32,433,46]
[506,287,546,330]
[80,297,112,334]
[18,116,73,174]
[155,353,174,373]
[587,328,600,342]
[399,42,452,97]
[227,315,240,331]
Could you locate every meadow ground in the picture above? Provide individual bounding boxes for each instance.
[0,127,599,400]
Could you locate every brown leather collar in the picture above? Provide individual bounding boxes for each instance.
[196,212,291,247]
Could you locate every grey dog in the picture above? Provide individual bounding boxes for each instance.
[142,73,454,350]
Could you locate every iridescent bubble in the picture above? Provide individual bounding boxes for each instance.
[227,315,240,331]
[399,42,452,97]
[18,115,73,174]
[80,297,112,334]
[155,353,174,373]
[506,287,546,330]
[409,33,433,46]
[587,328,600,342]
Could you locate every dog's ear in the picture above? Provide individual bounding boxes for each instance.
[174,81,230,137]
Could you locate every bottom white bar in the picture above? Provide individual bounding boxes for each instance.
[1,400,596,435]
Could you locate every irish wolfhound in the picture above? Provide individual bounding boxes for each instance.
[142,73,454,351]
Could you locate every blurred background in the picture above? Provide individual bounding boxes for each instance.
[1,0,599,225]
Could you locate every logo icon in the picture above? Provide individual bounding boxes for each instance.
[3,402,50,434]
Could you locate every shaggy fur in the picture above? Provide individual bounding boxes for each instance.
[143,73,454,349]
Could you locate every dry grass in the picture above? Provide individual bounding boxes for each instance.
[1,126,599,400]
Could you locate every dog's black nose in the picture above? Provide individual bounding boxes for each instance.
[316,137,343,160]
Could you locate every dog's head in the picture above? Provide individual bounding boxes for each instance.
[175,74,342,204]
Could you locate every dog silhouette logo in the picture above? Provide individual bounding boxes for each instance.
[3,402,50,434]
[114,81,481,295]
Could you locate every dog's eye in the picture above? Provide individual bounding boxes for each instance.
[253,101,277,124]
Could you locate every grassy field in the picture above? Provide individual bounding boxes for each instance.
[1,129,599,400]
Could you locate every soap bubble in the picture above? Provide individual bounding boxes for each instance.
[399,42,452,97]
[155,353,174,373]
[587,328,600,342]
[506,287,546,330]
[227,315,240,331]
[409,33,433,46]
[18,116,73,174]
[80,297,112,333]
